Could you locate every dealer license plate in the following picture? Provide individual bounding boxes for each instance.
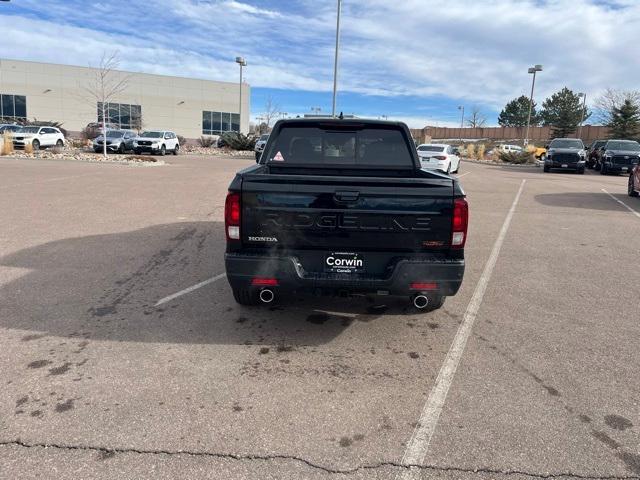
[325,252,364,274]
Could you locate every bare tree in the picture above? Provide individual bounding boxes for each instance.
[262,96,281,130]
[83,52,131,158]
[594,88,640,125]
[465,106,487,128]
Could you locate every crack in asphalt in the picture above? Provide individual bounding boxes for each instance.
[1,440,639,479]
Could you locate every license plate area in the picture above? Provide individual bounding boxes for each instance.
[325,252,364,274]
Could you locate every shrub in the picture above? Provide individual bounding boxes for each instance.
[177,135,187,146]
[1,132,15,156]
[81,127,96,140]
[457,145,467,157]
[24,142,34,154]
[221,132,256,151]
[70,138,88,148]
[197,136,215,148]
[476,144,486,160]
[498,150,535,164]
[466,144,475,159]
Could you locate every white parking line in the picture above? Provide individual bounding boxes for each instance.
[602,189,640,219]
[155,273,226,306]
[397,179,526,479]
[455,172,471,178]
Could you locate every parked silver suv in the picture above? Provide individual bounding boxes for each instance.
[93,129,137,154]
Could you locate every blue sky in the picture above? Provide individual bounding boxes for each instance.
[1,0,639,127]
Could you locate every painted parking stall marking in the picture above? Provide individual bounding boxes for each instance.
[397,179,526,479]
[602,188,640,219]
[155,273,226,306]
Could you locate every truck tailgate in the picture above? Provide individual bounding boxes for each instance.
[241,172,454,252]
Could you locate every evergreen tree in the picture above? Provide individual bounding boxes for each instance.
[498,96,539,127]
[607,99,640,139]
[540,87,590,138]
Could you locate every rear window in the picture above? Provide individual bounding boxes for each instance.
[263,126,414,168]
[418,145,445,152]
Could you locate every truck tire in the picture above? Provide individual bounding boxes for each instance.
[232,288,260,306]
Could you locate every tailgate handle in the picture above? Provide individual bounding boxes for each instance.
[334,190,360,203]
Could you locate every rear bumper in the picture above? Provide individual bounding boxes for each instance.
[225,253,464,296]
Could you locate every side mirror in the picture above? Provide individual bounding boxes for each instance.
[545,145,550,149]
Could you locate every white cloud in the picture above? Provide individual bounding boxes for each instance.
[1,0,639,116]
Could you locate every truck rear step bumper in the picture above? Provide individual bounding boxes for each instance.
[225,253,464,296]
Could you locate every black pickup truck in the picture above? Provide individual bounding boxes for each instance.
[224,119,467,310]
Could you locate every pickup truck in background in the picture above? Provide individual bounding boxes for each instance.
[224,119,468,311]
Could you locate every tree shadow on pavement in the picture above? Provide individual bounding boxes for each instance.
[0,222,411,347]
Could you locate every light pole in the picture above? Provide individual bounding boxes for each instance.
[524,64,542,146]
[331,0,342,118]
[458,105,465,128]
[577,92,587,140]
[235,56,247,133]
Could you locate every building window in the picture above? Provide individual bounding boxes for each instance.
[97,102,141,130]
[202,110,240,135]
[0,94,27,121]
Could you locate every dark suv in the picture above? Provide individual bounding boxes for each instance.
[599,140,640,175]
[543,138,586,174]
[587,140,606,169]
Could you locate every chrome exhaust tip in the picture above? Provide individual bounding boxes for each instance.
[412,294,429,309]
[259,288,275,304]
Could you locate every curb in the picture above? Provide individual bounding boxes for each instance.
[461,158,540,168]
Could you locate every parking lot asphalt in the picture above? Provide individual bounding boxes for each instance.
[1,155,639,479]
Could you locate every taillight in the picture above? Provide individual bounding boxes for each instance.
[225,192,241,241]
[451,198,468,248]
[251,277,279,286]
[410,282,437,291]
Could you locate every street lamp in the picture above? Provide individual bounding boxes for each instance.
[331,0,342,118]
[577,92,587,140]
[235,56,247,133]
[458,105,464,141]
[524,64,542,146]
[457,105,465,128]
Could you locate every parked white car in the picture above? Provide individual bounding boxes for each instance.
[12,126,65,150]
[133,130,180,156]
[497,144,523,153]
[417,143,461,174]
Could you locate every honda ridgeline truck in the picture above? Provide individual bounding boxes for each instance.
[224,119,468,311]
